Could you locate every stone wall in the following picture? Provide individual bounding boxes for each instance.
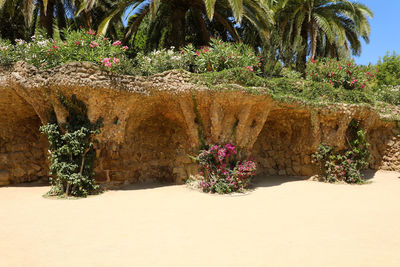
[0,62,399,186]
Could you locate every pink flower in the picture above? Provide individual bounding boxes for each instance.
[52,45,59,50]
[90,41,99,47]
[87,29,96,35]
[76,41,80,45]
[113,57,120,64]
[102,58,113,67]
[247,66,253,72]
[361,84,365,89]
[122,46,129,50]
[196,51,200,56]
[112,40,122,46]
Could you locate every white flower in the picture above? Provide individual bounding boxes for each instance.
[145,57,151,63]
[167,50,174,55]
[15,39,25,45]
[171,56,182,61]
[37,41,47,47]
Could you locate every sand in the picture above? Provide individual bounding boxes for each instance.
[1,170,400,267]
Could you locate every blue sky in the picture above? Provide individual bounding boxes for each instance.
[355,0,400,65]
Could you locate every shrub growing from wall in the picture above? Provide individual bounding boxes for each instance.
[40,94,103,197]
[312,120,370,184]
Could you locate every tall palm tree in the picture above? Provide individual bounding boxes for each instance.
[18,0,87,38]
[78,0,274,49]
[0,0,33,41]
[275,0,373,71]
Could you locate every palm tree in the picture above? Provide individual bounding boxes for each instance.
[0,0,33,41]
[77,0,274,49]
[275,0,373,71]
[12,0,88,38]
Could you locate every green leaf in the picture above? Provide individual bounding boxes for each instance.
[203,0,217,20]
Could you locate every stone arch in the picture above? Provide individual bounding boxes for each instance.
[0,88,48,185]
[252,108,316,176]
[96,108,192,185]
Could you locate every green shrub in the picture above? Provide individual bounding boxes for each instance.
[40,94,103,198]
[312,120,370,184]
[281,68,302,79]
[0,38,18,64]
[305,58,375,90]
[373,85,400,105]
[376,52,400,86]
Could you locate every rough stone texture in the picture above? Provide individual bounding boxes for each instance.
[0,61,399,186]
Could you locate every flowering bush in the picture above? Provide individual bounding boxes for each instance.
[135,46,193,75]
[312,121,370,184]
[188,39,261,74]
[0,29,129,71]
[193,143,256,194]
[305,58,375,90]
[135,39,261,76]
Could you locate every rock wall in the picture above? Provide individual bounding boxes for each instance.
[0,62,399,186]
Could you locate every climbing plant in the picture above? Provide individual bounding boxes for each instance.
[312,120,370,184]
[40,94,103,197]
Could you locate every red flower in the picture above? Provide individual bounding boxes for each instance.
[247,66,253,72]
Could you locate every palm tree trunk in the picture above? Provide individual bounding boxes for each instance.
[168,2,188,48]
[296,27,309,74]
[56,0,67,39]
[193,8,210,45]
[39,0,55,38]
[311,20,318,59]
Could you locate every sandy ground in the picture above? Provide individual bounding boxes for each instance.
[1,171,400,267]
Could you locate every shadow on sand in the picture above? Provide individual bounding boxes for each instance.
[251,174,310,189]
[1,169,383,191]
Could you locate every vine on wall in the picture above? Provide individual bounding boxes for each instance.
[40,94,103,197]
[312,120,370,184]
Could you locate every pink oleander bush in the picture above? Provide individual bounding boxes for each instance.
[305,58,376,90]
[193,143,256,194]
[1,28,130,71]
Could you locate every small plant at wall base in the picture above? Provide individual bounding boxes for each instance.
[192,143,256,194]
[312,121,370,184]
[40,94,103,198]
